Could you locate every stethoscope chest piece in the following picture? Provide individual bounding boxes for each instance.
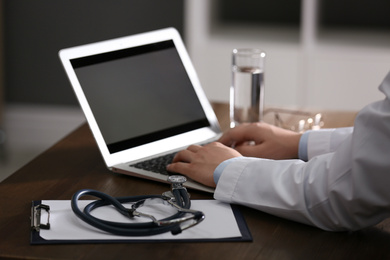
[167,175,187,186]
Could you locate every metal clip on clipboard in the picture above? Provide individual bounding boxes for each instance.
[31,203,51,232]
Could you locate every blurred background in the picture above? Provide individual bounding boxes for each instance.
[1,0,390,181]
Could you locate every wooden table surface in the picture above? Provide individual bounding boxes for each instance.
[1,103,389,260]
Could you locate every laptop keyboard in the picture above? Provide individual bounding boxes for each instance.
[129,141,214,176]
[130,152,177,176]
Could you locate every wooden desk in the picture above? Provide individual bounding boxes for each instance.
[1,104,389,259]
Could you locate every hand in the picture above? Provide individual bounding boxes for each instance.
[167,142,242,187]
[219,122,302,160]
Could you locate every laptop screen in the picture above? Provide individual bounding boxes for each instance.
[71,40,209,154]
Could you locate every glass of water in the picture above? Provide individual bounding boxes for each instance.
[230,48,266,128]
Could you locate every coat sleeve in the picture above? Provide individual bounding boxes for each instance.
[214,71,390,231]
[306,127,353,159]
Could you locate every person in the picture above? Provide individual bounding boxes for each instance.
[167,71,390,231]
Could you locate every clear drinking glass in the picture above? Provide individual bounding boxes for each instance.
[230,48,266,128]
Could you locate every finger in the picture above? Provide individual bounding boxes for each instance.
[235,140,275,158]
[205,141,222,148]
[219,124,255,146]
[234,144,261,157]
[172,149,193,163]
[186,144,202,152]
[218,129,241,146]
[167,162,192,176]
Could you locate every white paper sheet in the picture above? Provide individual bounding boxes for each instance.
[39,200,242,241]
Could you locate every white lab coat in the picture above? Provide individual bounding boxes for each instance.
[214,71,390,231]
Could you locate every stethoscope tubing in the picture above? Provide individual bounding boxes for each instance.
[71,189,189,236]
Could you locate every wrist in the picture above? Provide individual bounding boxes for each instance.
[294,133,303,158]
[298,131,310,161]
[213,157,242,185]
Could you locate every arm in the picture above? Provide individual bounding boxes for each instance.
[167,122,303,187]
[215,71,390,231]
[216,119,353,161]
[168,71,390,231]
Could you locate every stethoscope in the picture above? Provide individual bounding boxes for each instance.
[71,175,205,236]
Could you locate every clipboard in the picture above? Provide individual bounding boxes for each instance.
[31,200,252,244]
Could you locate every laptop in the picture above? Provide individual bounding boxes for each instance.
[59,28,221,193]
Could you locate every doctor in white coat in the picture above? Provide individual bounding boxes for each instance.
[167,71,390,231]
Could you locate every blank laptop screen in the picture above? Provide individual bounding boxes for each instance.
[71,40,209,153]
